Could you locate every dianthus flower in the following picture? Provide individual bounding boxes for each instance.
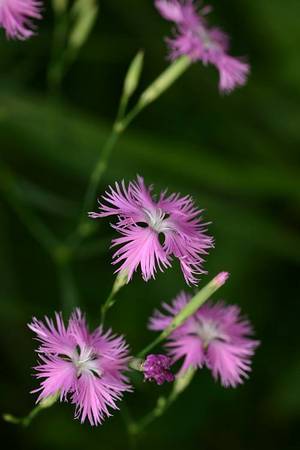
[29,309,131,426]
[0,0,42,39]
[149,292,259,387]
[155,0,249,92]
[89,176,213,285]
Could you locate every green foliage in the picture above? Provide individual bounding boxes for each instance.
[0,1,299,449]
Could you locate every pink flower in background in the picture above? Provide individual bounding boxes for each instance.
[0,0,42,40]
[89,176,213,285]
[155,0,249,93]
[149,292,259,387]
[29,309,131,426]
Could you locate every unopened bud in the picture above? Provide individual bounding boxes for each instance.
[123,51,144,99]
[214,271,230,287]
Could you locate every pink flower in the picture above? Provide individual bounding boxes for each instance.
[28,309,132,426]
[149,292,259,387]
[0,0,42,40]
[155,0,249,93]
[89,176,213,285]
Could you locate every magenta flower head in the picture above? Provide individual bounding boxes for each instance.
[155,0,250,93]
[149,292,259,387]
[143,354,175,385]
[0,0,42,40]
[89,176,213,286]
[28,309,132,426]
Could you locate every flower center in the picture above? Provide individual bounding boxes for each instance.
[72,345,102,378]
[197,26,211,46]
[143,208,169,233]
[194,25,221,53]
[196,319,225,348]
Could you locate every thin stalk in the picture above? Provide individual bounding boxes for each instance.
[100,271,128,325]
[47,6,70,94]
[3,404,42,427]
[101,288,115,325]
[114,102,143,134]
[115,56,191,133]
[3,393,59,427]
[130,369,195,436]
[131,395,175,435]
[70,56,192,247]
[80,128,120,222]
[136,335,165,359]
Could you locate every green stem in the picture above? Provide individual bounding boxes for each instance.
[131,369,196,436]
[139,56,191,106]
[69,97,132,247]
[132,396,173,435]
[129,368,196,436]
[3,404,41,427]
[63,127,121,251]
[80,128,120,221]
[47,6,70,94]
[116,56,191,133]
[137,272,229,358]
[114,102,142,134]
[115,91,130,127]
[22,404,44,427]
[100,271,128,324]
[136,335,165,359]
[70,56,192,247]
[3,393,59,427]
[79,50,145,216]
[101,288,115,325]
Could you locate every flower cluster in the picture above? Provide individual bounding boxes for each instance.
[27,178,259,427]
[29,309,131,425]
[89,176,213,285]
[5,0,258,431]
[150,292,259,387]
[0,0,42,40]
[155,0,249,92]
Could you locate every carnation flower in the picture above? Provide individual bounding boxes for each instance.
[29,309,131,426]
[89,176,213,285]
[155,0,249,92]
[0,0,42,40]
[143,354,175,385]
[149,292,259,387]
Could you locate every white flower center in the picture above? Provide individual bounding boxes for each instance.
[72,345,102,378]
[143,208,169,233]
[196,319,225,348]
[197,27,211,46]
[194,25,221,52]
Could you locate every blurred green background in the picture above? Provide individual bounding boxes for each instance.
[1,0,299,449]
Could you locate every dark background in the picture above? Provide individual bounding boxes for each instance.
[1,1,299,449]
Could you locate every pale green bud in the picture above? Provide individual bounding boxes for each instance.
[123,51,144,99]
